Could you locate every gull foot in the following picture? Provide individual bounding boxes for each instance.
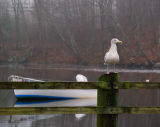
[106,72,110,74]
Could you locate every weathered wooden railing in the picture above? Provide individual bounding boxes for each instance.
[1,73,160,127]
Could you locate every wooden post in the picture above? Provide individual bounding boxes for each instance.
[97,73,119,127]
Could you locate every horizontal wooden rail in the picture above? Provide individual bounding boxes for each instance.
[0,82,160,89]
[118,82,160,89]
[0,82,104,89]
[1,107,160,115]
[1,73,160,127]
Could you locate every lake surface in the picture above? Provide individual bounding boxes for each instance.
[1,65,160,127]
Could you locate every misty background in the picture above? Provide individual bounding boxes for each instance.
[1,0,160,127]
[0,0,160,68]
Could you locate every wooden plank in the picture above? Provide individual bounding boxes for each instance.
[0,82,105,89]
[97,73,119,127]
[118,82,160,89]
[1,107,160,115]
[1,81,160,90]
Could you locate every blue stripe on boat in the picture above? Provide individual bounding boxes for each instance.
[15,99,67,105]
[15,95,77,105]
[15,95,77,99]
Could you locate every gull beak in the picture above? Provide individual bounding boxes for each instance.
[118,41,123,44]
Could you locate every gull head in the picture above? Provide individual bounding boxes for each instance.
[111,38,123,44]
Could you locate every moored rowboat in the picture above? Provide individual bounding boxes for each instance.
[8,75,97,99]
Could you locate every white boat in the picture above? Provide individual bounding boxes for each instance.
[15,98,97,107]
[8,75,97,99]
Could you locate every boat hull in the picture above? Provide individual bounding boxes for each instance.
[14,89,97,99]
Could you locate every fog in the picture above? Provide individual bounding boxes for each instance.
[0,0,160,68]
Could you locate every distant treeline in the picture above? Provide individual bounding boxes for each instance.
[0,0,160,67]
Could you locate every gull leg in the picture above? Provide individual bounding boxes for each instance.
[114,64,118,73]
[107,64,108,72]
[107,64,110,74]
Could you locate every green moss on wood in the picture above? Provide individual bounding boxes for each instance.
[119,82,160,89]
[0,82,100,89]
[98,73,119,106]
[97,73,119,127]
[2,107,160,115]
[119,82,131,89]
[1,80,160,90]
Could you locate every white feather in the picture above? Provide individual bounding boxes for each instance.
[76,74,88,82]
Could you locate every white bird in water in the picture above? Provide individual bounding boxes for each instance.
[104,38,123,73]
[75,114,86,120]
[75,74,88,120]
[76,74,88,82]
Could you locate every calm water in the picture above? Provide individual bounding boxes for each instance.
[1,65,160,127]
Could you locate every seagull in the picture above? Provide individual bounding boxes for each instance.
[75,74,88,120]
[76,74,88,82]
[104,38,123,72]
